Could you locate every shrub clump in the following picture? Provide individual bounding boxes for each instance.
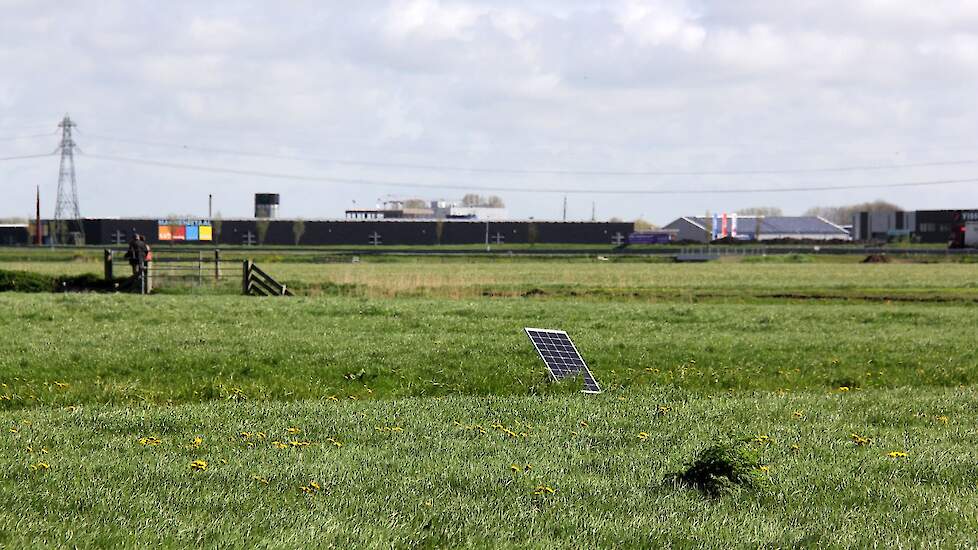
[0,269,133,293]
[671,441,763,496]
[0,269,55,292]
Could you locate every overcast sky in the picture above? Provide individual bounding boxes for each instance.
[2,0,978,224]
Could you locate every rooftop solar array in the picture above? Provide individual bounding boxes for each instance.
[524,328,601,393]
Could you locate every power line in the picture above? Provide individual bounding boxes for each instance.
[0,152,55,162]
[0,131,58,142]
[81,151,978,195]
[82,132,978,177]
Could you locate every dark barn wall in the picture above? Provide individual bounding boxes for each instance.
[914,210,958,244]
[75,219,637,246]
[0,226,29,245]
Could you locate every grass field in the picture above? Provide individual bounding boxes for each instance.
[1,254,977,547]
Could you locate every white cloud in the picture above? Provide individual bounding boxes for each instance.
[1,1,977,222]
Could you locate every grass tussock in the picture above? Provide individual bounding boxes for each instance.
[671,440,764,496]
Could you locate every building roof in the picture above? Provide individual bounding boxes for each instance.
[685,216,849,235]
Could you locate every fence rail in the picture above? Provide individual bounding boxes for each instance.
[242,260,292,296]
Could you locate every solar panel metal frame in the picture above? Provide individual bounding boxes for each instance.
[524,328,602,394]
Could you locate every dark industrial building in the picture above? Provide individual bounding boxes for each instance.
[850,209,978,244]
[0,218,635,247]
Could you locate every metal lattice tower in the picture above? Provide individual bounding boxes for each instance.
[53,115,82,243]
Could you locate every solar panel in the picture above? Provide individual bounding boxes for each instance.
[524,328,601,393]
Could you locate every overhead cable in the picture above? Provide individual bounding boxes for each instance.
[82,132,978,177]
[81,152,978,195]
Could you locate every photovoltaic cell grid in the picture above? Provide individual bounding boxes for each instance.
[524,328,601,393]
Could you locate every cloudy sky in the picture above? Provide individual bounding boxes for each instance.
[2,0,978,224]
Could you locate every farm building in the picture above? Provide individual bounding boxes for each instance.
[0,224,29,246]
[850,209,978,245]
[0,218,635,247]
[663,216,851,243]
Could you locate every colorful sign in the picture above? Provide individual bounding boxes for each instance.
[156,220,213,242]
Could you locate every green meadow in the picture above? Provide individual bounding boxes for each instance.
[0,254,976,547]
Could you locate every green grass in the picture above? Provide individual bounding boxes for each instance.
[2,388,975,547]
[1,255,978,546]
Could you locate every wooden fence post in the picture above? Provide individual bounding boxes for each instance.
[104,249,113,280]
[242,260,252,295]
[198,251,203,286]
[214,249,222,281]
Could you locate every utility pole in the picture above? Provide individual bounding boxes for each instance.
[35,186,42,245]
[53,115,82,245]
[562,196,567,222]
[591,201,595,222]
[209,194,213,219]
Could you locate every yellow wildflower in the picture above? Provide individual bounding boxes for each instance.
[29,462,50,471]
[138,436,162,446]
[532,485,555,496]
[286,427,301,435]
[309,481,321,490]
[252,475,269,484]
[838,386,850,392]
[510,464,520,472]
[936,416,949,424]
[54,381,70,389]
[190,460,208,471]
[638,432,650,441]
[850,433,871,446]
[887,451,908,458]
[792,411,804,419]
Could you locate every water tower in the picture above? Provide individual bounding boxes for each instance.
[255,193,280,218]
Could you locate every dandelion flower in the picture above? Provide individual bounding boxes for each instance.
[887,451,908,459]
[850,433,871,446]
[637,432,650,441]
[309,481,321,490]
[510,464,520,472]
[937,416,949,424]
[138,436,162,446]
[792,411,804,419]
[838,386,850,392]
[29,462,50,471]
[190,460,208,471]
[286,427,301,435]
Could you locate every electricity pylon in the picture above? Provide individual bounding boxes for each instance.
[53,115,83,244]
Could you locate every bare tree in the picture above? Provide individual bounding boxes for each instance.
[461,194,484,207]
[804,200,902,225]
[487,195,505,208]
[736,207,783,216]
[402,199,427,209]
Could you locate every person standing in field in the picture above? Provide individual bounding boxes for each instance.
[125,231,148,277]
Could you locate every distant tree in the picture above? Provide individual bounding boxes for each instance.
[486,195,505,208]
[609,217,623,223]
[633,219,657,230]
[0,217,27,224]
[461,194,485,207]
[736,207,783,217]
[211,214,223,244]
[804,200,902,225]
[403,199,427,209]
[458,194,504,207]
[255,219,270,245]
[292,219,306,245]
